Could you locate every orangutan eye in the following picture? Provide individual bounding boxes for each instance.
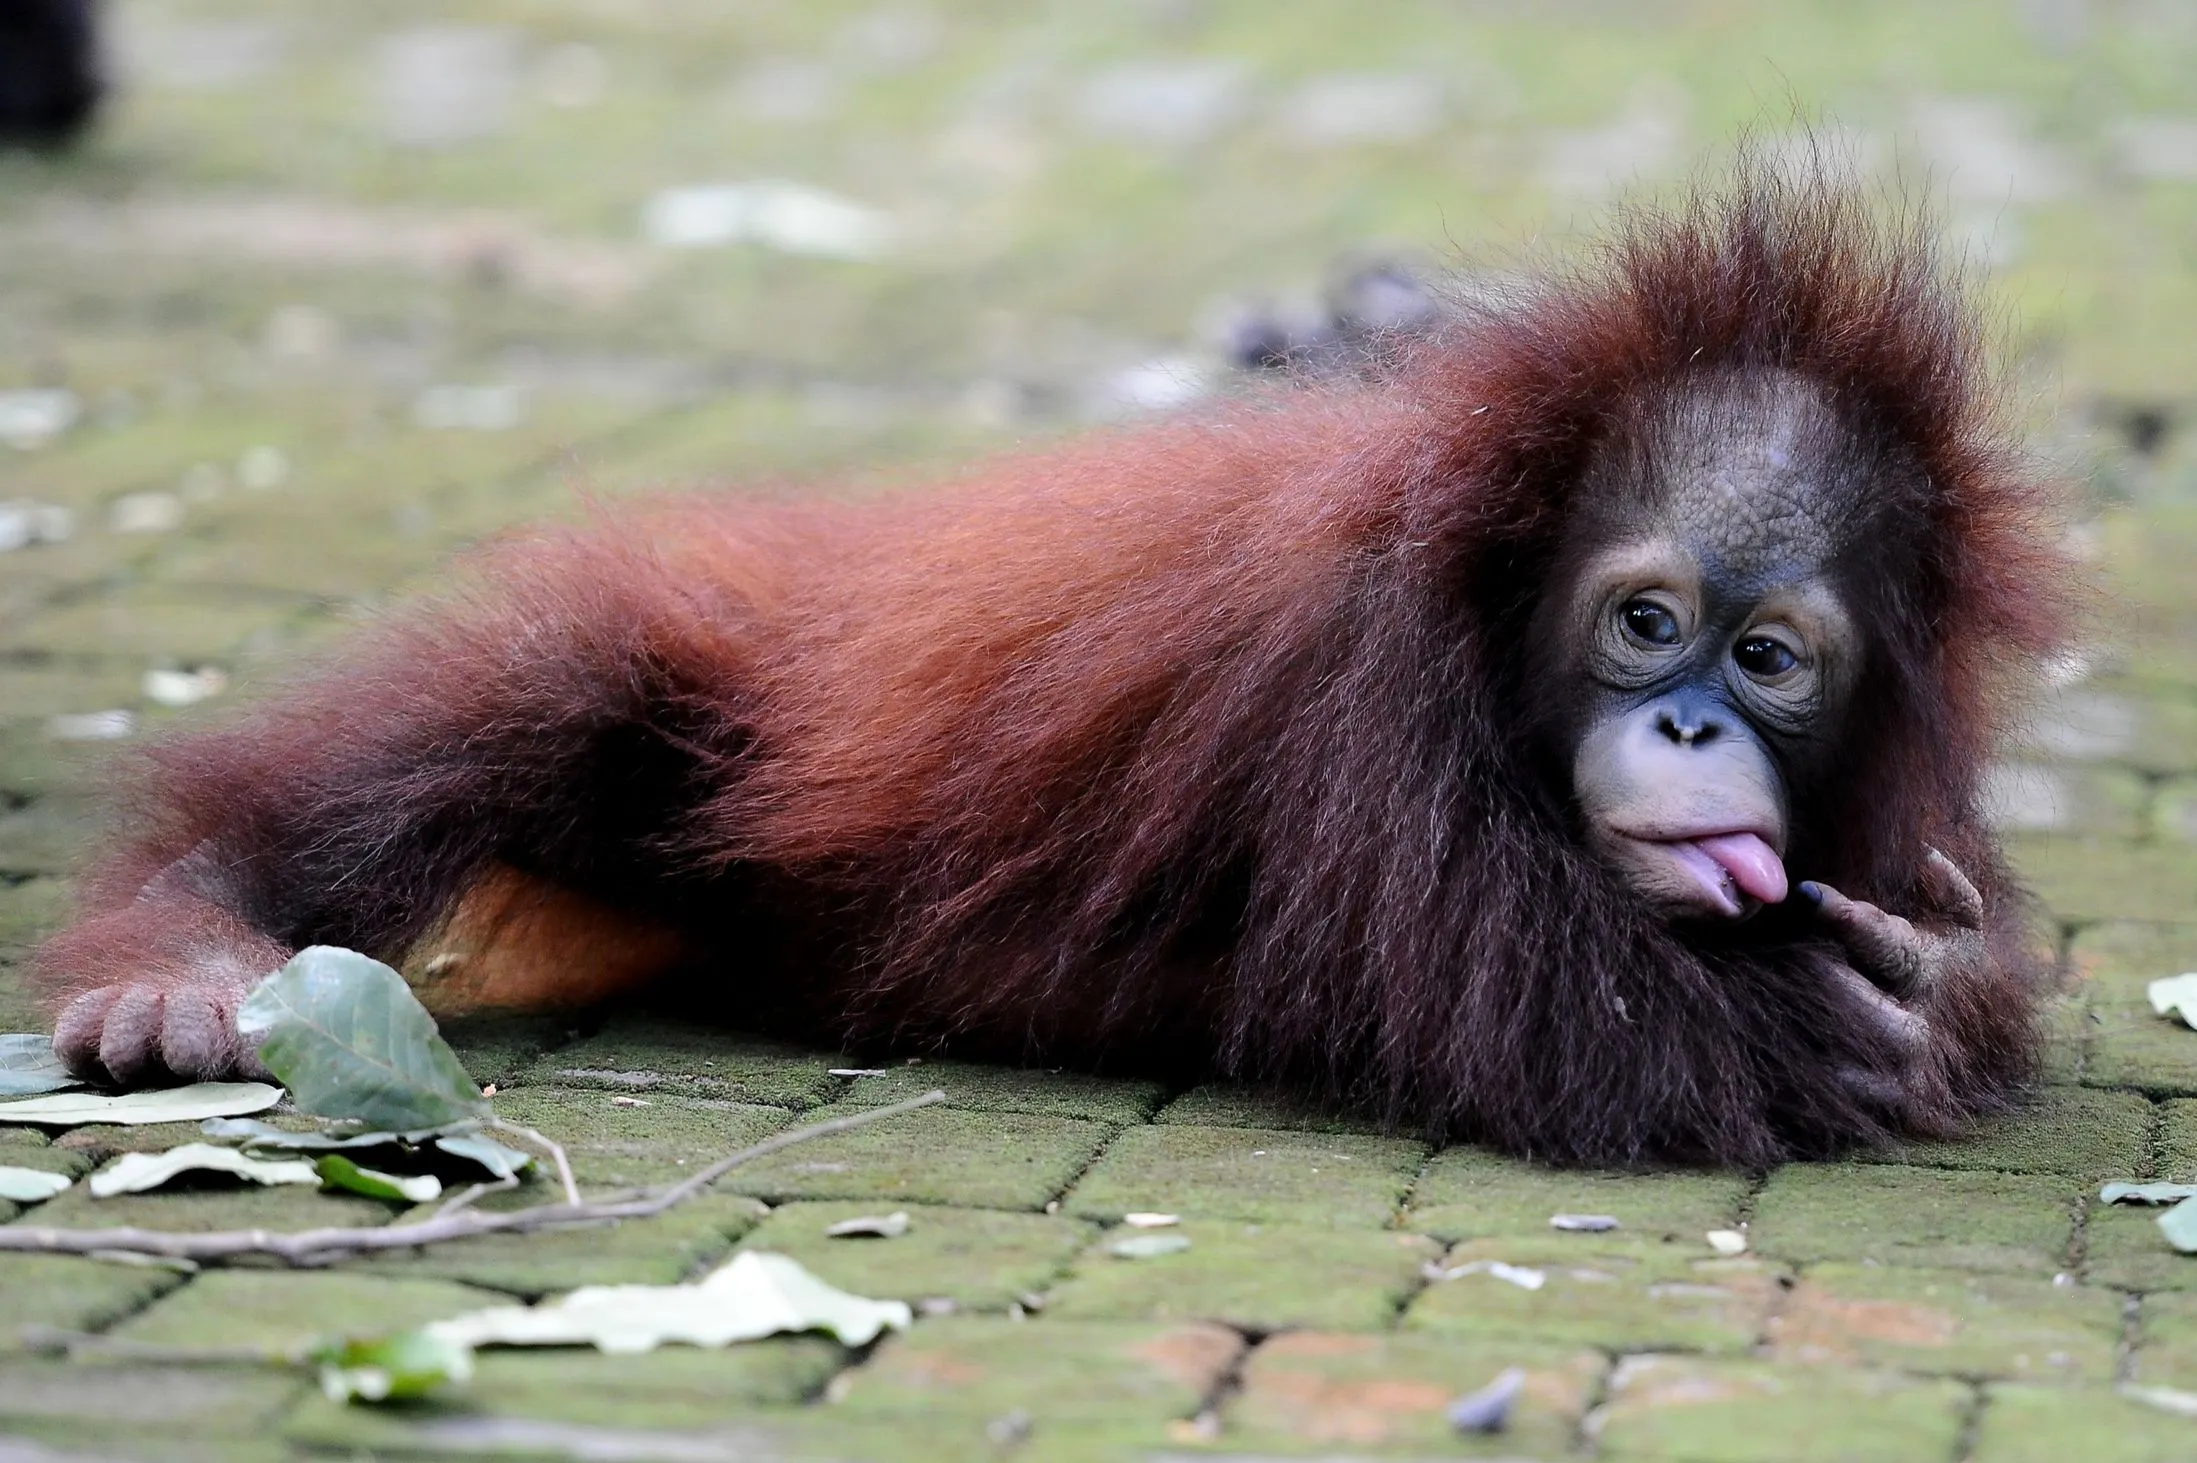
[1620,598,1683,647]
[1734,636,1799,679]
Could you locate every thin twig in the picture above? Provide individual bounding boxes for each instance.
[0,1091,945,1266]
[489,1118,580,1207]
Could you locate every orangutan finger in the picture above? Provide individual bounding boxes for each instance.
[52,985,123,1078]
[1824,962,1929,1053]
[1922,848,1986,930]
[97,985,168,1087]
[1836,1064,1910,1112]
[1803,882,1928,997]
[160,986,265,1081]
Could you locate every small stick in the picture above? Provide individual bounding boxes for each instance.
[0,1091,945,1266]
[425,1172,519,1221]
[490,1118,580,1207]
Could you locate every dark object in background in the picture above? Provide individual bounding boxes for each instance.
[0,0,101,147]
[1226,256,1445,374]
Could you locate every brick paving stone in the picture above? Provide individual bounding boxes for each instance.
[1064,1124,1426,1230]
[0,878,71,959]
[438,1014,565,1091]
[0,1360,301,1463]
[2154,1098,2197,1176]
[0,1257,186,1349]
[2009,836,2197,925]
[2133,1290,2197,1387]
[1047,1222,1439,1333]
[1404,1237,1780,1353]
[2037,991,2088,1086]
[345,1194,766,1296]
[1970,1384,2197,1463]
[482,1086,796,1188]
[1767,1264,2119,1383]
[2078,922,2197,1095]
[27,1181,395,1237]
[1750,1163,2078,1274]
[1593,1355,1971,1462]
[735,1201,1096,1312]
[0,799,96,878]
[1405,1146,1749,1244]
[830,1314,1239,1428]
[1152,1083,1392,1135]
[115,1268,502,1350]
[834,1062,1167,1124]
[723,1104,1111,1211]
[284,1341,848,1456]
[1859,1085,2151,1180]
[2078,1201,2197,1292]
[518,1015,843,1108]
[1223,1330,1602,1456]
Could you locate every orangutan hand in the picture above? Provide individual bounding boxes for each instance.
[1804,848,1988,1114]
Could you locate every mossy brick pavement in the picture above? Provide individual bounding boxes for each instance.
[3,2,2197,1459]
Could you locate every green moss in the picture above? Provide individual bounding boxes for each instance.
[477,1087,794,1189]
[1862,1087,2151,1180]
[1049,1222,1438,1333]
[115,1269,500,1351]
[518,1016,842,1109]
[1403,1238,1779,1354]
[835,1062,1167,1125]
[1065,1124,1426,1230]
[0,1257,186,1348]
[723,1104,1110,1211]
[2008,837,2197,926]
[1770,1265,2119,1383]
[1971,1384,2197,1463]
[1406,1146,1747,1243]
[1751,1164,2078,1275]
[736,1201,1095,1312]
[1153,1084,1392,1135]
[1596,1357,1969,1463]
[346,1194,766,1298]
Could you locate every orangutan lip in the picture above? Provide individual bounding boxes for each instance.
[1620,828,1789,917]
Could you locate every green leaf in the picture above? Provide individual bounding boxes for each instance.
[0,1165,72,1202]
[427,1251,912,1354]
[0,1033,80,1098]
[89,1143,319,1197]
[238,947,487,1130]
[2160,1195,2197,1253]
[316,1155,443,1204]
[2149,974,2197,1030]
[2103,1181,2197,1206]
[312,1331,474,1403]
[432,1131,534,1179]
[0,1082,282,1127]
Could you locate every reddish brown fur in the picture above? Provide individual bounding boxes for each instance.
[36,165,2074,1165]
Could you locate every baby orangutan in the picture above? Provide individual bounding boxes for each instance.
[35,166,2070,1166]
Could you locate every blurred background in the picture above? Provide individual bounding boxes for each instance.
[0,0,2195,885]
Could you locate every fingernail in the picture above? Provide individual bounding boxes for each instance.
[1798,881,1824,905]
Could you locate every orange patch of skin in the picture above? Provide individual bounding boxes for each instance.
[402,865,684,1017]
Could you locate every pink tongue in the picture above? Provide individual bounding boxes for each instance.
[1695,833,1788,905]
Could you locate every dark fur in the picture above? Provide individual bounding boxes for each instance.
[36,164,2073,1165]
[0,0,100,146]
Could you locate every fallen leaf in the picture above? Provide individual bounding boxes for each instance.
[239,947,488,1130]
[1706,1229,1749,1255]
[2149,974,2197,1030]
[313,1330,474,1403]
[0,1165,72,1201]
[825,1211,910,1238]
[90,1143,318,1197]
[316,1155,443,1203]
[426,1251,911,1353]
[431,1131,535,1180]
[0,1033,81,1097]
[2102,1182,2197,1206]
[1108,1233,1192,1259]
[1448,1366,1526,1434]
[1550,1214,1620,1232]
[2161,1196,2197,1253]
[0,1082,282,1127]
[1123,1212,1180,1228]
[202,1116,531,1180]
[1427,1259,1546,1290]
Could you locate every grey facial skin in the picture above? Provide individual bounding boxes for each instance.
[1543,371,1868,920]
